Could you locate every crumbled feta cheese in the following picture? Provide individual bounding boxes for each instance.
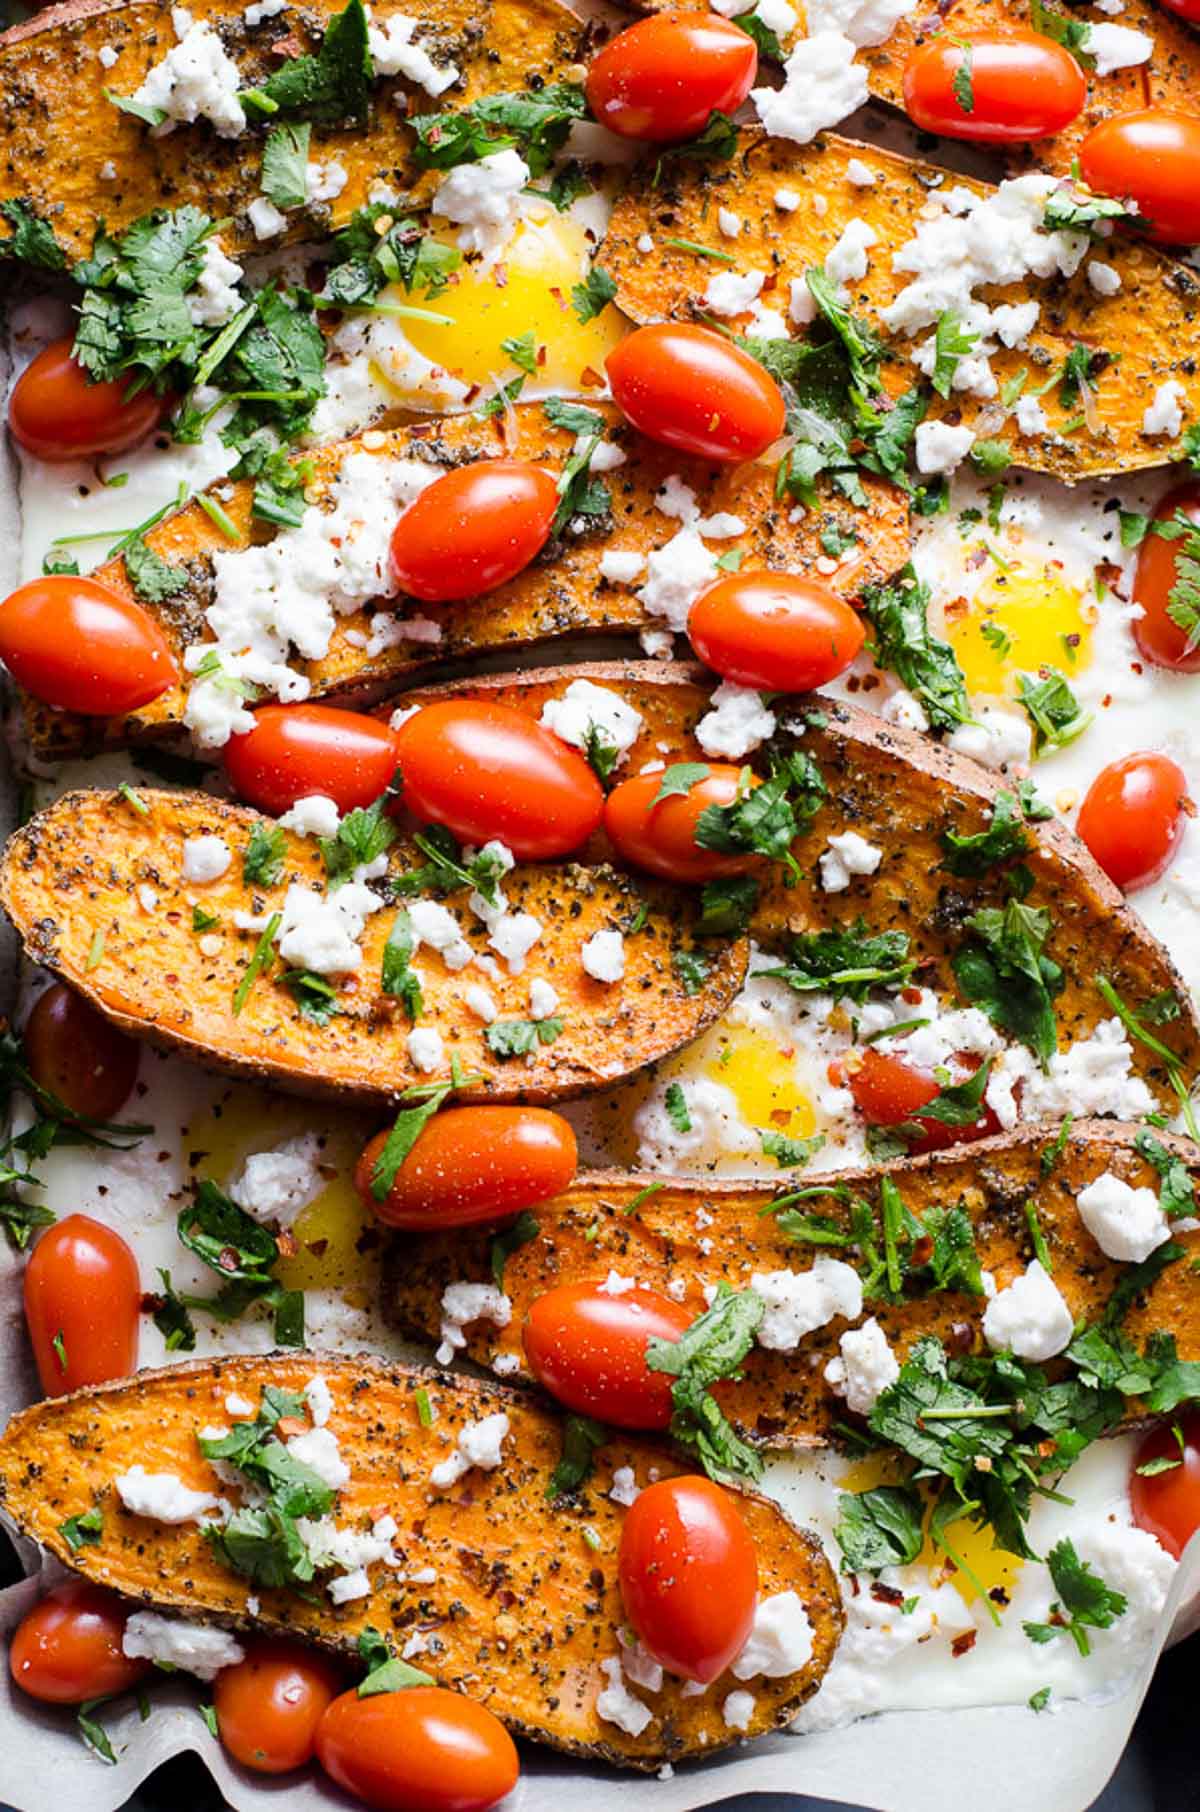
[529,977,560,1019]
[123,1613,244,1681]
[368,12,460,96]
[638,528,720,632]
[492,1352,521,1376]
[274,865,388,976]
[618,1628,664,1692]
[115,1466,221,1524]
[696,682,777,759]
[1142,380,1185,439]
[596,1656,654,1736]
[806,0,919,44]
[846,157,877,186]
[947,706,1032,771]
[225,1393,255,1417]
[285,1426,350,1491]
[432,150,530,259]
[98,43,119,66]
[751,1259,863,1351]
[181,833,232,883]
[732,1591,815,1678]
[1077,1170,1171,1264]
[610,1466,640,1508]
[1015,393,1049,437]
[244,0,286,21]
[774,187,801,211]
[437,1282,512,1366]
[228,1132,324,1228]
[463,984,498,1023]
[718,207,742,239]
[1081,21,1153,72]
[755,0,798,29]
[825,217,877,288]
[599,549,646,584]
[133,10,247,138]
[824,1317,900,1414]
[985,1018,1154,1127]
[704,268,766,316]
[138,884,158,914]
[278,795,341,839]
[407,1026,445,1073]
[581,929,626,983]
[247,196,287,240]
[430,1411,511,1488]
[599,1270,637,1296]
[722,1689,756,1731]
[539,679,644,771]
[637,232,654,253]
[305,1375,333,1427]
[752,33,868,143]
[819,830,883,893]
[188,237,243,328]
[100,160,118,180]
[306,158,349,204]
[914,420,975,475]
[407,898,474,972]
[1088,260,1122,297]
[488,910,542,976]
[789,276,818,327]
[982,1259,1073,1361]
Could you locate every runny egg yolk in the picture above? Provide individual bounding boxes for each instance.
[839,1453,1024,1610]
[703,1026,818,1144]
[943,561,1095,700]
[396,205,626,396]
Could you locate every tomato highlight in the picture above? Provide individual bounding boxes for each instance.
[585,14,758,143]
[9,338,167,461]
[389,460,559,603]
[1076,752,1190,892]
[618,1475,758,1682]
[223,703,401,817]
[359,1104,577,1228]
[522,1280,692,1428]
[24,1214,141,1396]
[214,1638,342,1774]
[10,1581,150,1705]
[902,30,1086,143]
[1079,109,1200,245]
[0,575,179,715]
[688,570,865,691]
[606,324,787,463]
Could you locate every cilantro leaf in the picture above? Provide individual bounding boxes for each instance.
[260,0,372,123]
[694,752,826,871]
[664,1081,692,1133]
[1016,666,1092,754]
[261,121,312,209]
[835,1484,924,1574]
[646,1283,765,1484]
[319,796,396,886]
[356,1626,434,1697]
[760,920,915,1003]
[368,1062,483,1199]
[653,109,738,182]
[860,566,972,734]
[280,968,340,1025]
[941,790,1032,877]
[491,1210,540,1288]
[243,822,288,888]
[59,1505,104,1553]
[0,200,66,272]
[654,762,711,806]
[952,900,1063,1066]
[124,535,188,603]
[760,1129,825,1168]
[1133,1130,1196,1219]
[672,949,711,996]
[696,874,759,937]
[951,37,975,111]
[381,907,422,1021]
[484,1016,563,1058]
[571,266,617,324]
[546,1413,608,1500]
[1022,1537,1127,1657]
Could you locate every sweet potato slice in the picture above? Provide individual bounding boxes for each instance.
[602,130,1200,481]
[0,786,747,1102]
[383,1122,1200,1446]
[372,661,1200,1113]
[0,1354,843,1768]
[0,0,590,261]
[16,405,908,761]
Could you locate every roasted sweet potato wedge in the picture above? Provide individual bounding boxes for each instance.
[603,130,1200,481]
[17,406,908,761]
[384,1122,1200,1447]
[0,786,747,1102]
[371,661,1200,1113]
[0,0,590,261]
[0,1354,843,1768]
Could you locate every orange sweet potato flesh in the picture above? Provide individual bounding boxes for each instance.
[0,1354,843,1768]
[0,785,747,1102]
[384,1122,1200,1447]
[376,661,1200,1114]
[0,0,589,261]
[603,130,1200,481]
[18,405,909,761]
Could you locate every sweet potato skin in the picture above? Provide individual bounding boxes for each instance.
[0,1354,844,1768]
[383,1122,1200,1446]
[0,0,589,260]
[603,130,1200,481]
[0,785,747,1103]
[374,661,1200,1113]
[17,406,909,761]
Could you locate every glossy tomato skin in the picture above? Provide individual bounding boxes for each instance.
[0,576,178,715]
[24,983,140,1123]
[586,14,757,143]
[9,338,166,462]
[1131,1417,1200,1559]
[1080,110,1200,244]
[390,461,558,603]
[689,571,865,691]
[845,1049,1001,1153]
[10,1581,150,1705]
[522,1281,692,1428]
[1133,483,1200,671]
[24,1214,141,1396]
[214,1639,342,1774]
[605,764,759,884]
[358,1105,577,1228]
[394,700,603,860]
[224,704,401,817]
[618,1476,758,1682]
[902,31,1086,143]
[1156,0,1200,20]
[315,1685,519,1812]
[607,325,786,463]
[1076,752,1190,892]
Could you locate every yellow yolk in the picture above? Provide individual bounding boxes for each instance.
[395,205,626,395]
[838,1453,1024,1610]
[943,561,1094,700]
[702,1026,818,1142]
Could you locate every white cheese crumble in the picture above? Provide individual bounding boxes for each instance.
[581,929,626,983]
[436,1282,511,1366]
[1142,380,1185,439]
[1077,1170,1171,1264]
[723,1689,756,1731]
[806,0,919,45]
[1087,260,1122,297]
[610,1465,640,1508]
[539,679,644,771]
[115,1466,221,1524]
[278,795,342,839]
[463,983,498,1023]
[824,1317,900,1414]
[181,833,232,884]
[430,1411,511,1489]
[985,1019,1154,1127]
[285,1425,350,1491]
[228,1132,325,1228]
[982,1259,1074,1361]
[407,1026,445,1073]
[751,1260,864,1351]
[752,33,868,144]
[245,0,286,20]
[819,830,884,893]
[488,910,543,976]
[774,187,801,211]
[596,1656,654,1737]
[718,207,742,239]
[123,1613,244,1680]
[305,1375,333,1427]
[188,238,243,328]
[846,158,877,185]
[274,867,389,975]
[914,421,975,475]
[1015,394,1049,437]
[947,706,1032,771]
[600,549,647,584]
[696,682,777,759]
[368,12,460,96]
[1081,22,1153,72]
[825,217,877,288]
[431,149,531,259]
[703,268,766,316]
[638,528,720,633]
[132,7,247,138]
[529,977,560,1019]
[732,1591,815,1679]
[247,196,287,241]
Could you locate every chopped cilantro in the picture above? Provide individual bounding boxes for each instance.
[381,907,422,1021]
[571,266,617,324]
[485,1016,563,1058]
[59,1506,104,1553]
[953,899,1063,1066]
[645,1284,765,1483]
[546,1413,608,1500]
[835,1484,924,1574]
[860,566,972,733]
[760,921,915,1003]
[672,949,711,996]
[124,534,188,603]
[1022,1538,1127,1656]
[491,1210,540,1288]
[941,790,1032,877]
[261,121,311,209]
[243,822,287,888]
[1016,666,1092,754]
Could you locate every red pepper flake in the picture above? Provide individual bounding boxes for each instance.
[871,1582,905,1606]
[952,1630,977,1658]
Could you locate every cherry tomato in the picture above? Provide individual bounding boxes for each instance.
[9,338,167,462]
[688,571,865,691]
[1155,0,1200,21]
[224,704,401,817]
[24,1214,141,1396]
[619,1476,758,1682]
[214,1638,342,1774]
[1131,1416,1200,1559]
[522,1281,692,1428]
[902,31,1086,144]
[1133,482,1200,672]
[10,1581,150,1705]
[394,700,603,861]
[390,461,558,604]
[358,1105,577,1229]
[0,575,178,715]
[604,763,760,884]
[24,983,139,1123]
[315,1685,518,1812]
[607,325,786,464]
[586,14,757,144]
[844,1049,1001,1153]
[1076,752,1190,892]
[1079,110,1200,245]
